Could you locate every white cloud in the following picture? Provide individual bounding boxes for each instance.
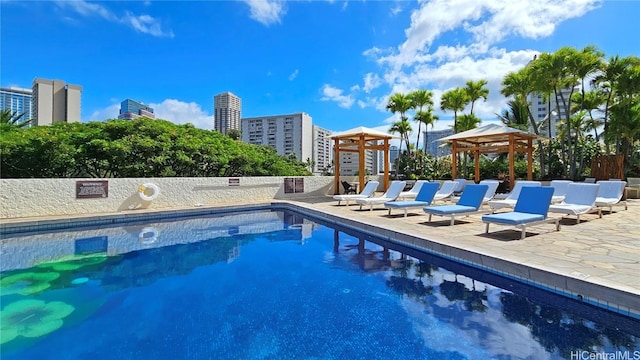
[88,103,120,121]
[86,99,213,130]
[150,99,212,130]
[122,12,175,38]
[242,0,286,26]
[320,84,355,109]
[359,0,601,123]
[288,69,299,81]
[377,0,600,69]
[54,0,174,37]
[390,4,402,16]
[363,73,382,93]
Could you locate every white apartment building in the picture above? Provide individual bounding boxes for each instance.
[214,92,241,134]
[312,125,333,174]
[241,112,313,163]
[32,78,82,125]
[528,87,573,138]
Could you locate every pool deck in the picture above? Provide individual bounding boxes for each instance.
[1,196,639,319]
[285,196,640,319]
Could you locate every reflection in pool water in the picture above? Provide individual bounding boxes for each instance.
[1,210,638,359]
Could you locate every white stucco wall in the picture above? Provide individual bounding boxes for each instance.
[0,177,338,219]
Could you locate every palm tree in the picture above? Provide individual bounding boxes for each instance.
[440,88,469,132]
[593,55,640,154]
[389,119,412,178]
[0,109,33,128]
[497,99,529,131]
[408,89,434,152]
[414,107,438,153]
[464,80,489,115]
[456,114,481,177]
[571,90,605,142]
[387,92,413,157]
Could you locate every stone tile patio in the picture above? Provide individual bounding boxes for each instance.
[285,195,640,318]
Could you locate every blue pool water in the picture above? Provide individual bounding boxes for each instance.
[1,209,639,359]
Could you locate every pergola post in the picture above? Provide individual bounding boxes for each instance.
[333,139,340,195]
[474,149,480,183]
[358,135,365,191]
[451,140,458,179]
[508,134,515,190]
[383,139,390,191]
[527,138,533,180]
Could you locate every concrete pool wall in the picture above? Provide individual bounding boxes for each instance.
[1,176,389,219]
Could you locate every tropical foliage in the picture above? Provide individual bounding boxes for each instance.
[0,118,310,178]
[503,46,640,179]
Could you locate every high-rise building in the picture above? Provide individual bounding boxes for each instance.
[214,92,241,134]
[424,128,454,157]
[0,87,33,126]
[241,112,313,162]
[32,78,82,125]
[527,89,572,138]
[118,99,155,120]
[312,125,333,174]
[339,148,377,176]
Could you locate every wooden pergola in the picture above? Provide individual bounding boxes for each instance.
[329,126,397,195]
[438,124,545,190]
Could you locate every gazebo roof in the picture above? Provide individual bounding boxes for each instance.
[438,123,544,144]
[329,126,397,140]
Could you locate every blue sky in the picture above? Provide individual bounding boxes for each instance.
[2,0,639,138]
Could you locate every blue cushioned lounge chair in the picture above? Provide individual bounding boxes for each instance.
[482,186,560,240]
[487,180,541,211]
[385,182,440,217]
[422,184,489,225]
[398,180,428,200]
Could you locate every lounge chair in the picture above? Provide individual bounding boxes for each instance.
[595,180,627,213]
[398,180,428,200]
[450,179,499,205]
[355,181,406,211]
[422,184,489,225]
[549,180,572,203]
[487,180,541,211]
[341,181,357,194]
[625,177,640,199]
[452,178,467,195]
[482,186,559,240]
[333,181,379,206]
[479,180,500,205]
[548,183,601,224]
[433,180,457,202]
[385,182,440,217]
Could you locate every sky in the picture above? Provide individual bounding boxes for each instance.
[2,0,639,140]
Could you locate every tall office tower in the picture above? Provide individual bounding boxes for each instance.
[241,112,313,162]
[118,99,155,120]
[214,92,241,134]
[312,125,333,174]
[32,78,82,126]
[0,87,33,126]
[423,128,454,157]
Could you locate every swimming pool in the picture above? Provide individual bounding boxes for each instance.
[1,209,639,359]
